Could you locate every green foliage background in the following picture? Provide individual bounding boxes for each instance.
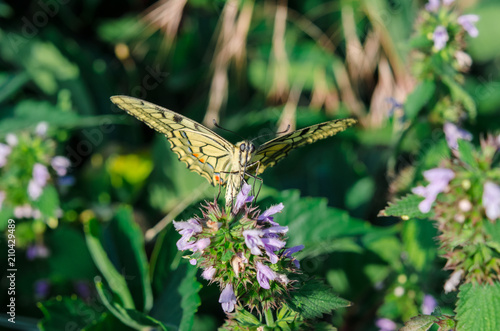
[0,0,499,330]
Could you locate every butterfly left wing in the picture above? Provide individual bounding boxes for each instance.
[249,118,357,175]
[110,95,235,186]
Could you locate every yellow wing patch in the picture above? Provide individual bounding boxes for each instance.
[110,95,234,186]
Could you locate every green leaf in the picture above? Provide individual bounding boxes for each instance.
[32,185,60,218]
[405,80,436,120]
[442,75,477,120]
[265,190,381,255]
[95,281,169,331]
[0,71,30,103]
[400,314,439,331]
[402,219,438,274]
[380,194,432,219]
[457,140,478,169]
[38,297,104,331]
[288,277,351,319]
[456,282,500,331]
[84,218,135,309]
[150,263,202,331]
[107,206,153,312]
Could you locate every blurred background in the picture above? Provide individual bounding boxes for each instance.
[0,0,499,330]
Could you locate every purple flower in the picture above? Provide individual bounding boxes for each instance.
[243,230,264,255]
[174,219,202,240]
[412,168,455,213]
[433,26,449,51]
[219,284,236,313]
[284,244,304,268]
[425,0,440,12]
[33,163,50,187]
[444,122,472,150]
[194,237,211,251]
[458,14,479,38]
[261,237,286,264]
[74,280,91,300]
[6,133,18,146]
[26,244,50,260]
[0,143,12,167]
[35,122,48,137]
[258,203,284,225]
[256,262,276,289]
[34,279,51,299]
[202,266,216,280]
[14,204,33,218]
[483,181,500,221]
[51,156,71,176]
[422,294,438,314]
[0,191,6,210]
[233,182,254,212]
[189,259,197,265]
[28,179,43,200]
[376,318,397,331]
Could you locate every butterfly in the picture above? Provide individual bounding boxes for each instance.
[110,95,357,207]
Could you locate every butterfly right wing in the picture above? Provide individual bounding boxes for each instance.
[110,95,235,186]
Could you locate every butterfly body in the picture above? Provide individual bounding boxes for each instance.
[110,95,356,207]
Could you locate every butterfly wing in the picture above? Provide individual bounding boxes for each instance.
[110,95,234,186]
[249,118,357,174]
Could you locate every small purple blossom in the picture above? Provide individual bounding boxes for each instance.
[189,259,197,265]
[422,294,438,314]
[202,266,216,280]
[28,179,43,200]
[258,203,284,225]
[483,181,500,221]
[425,0,440,12]
[36,122,48,137]
[233,182,254,212]
[256,262,276,289]
[261,237,286,264]
[33,163,50,187]
[74,281,91,300]
[26,244,50,260]
[412,168,455,213]
[174,219,202,240]
[0,191,5,210]
[51,156,71,176]
[14,204,33,218]
[376,318,397,331]
[443,122,472,150]
[243,230,264,255]
[458,14,479,38]
[433,26,449,51]
[6,133,18,146]
[35,280,51,299]
[219,284,236,313]
[284,244,304,268]
[194,237,211,252]
[0,143,12,167]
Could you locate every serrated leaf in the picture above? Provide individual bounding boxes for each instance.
[405,80,436,120]
[456,282,500,331]
[38,297,103,331]
[150,263,201,331]
[400,315,439,331]
[380,194,432,219]
[457,140,478,169]
[84,218,135,309]
[288,278,350,319]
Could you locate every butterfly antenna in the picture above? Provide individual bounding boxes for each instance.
[250,124,291,143]
[213,119,245,140]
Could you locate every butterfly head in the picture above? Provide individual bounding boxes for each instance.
[236,141,256,166]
